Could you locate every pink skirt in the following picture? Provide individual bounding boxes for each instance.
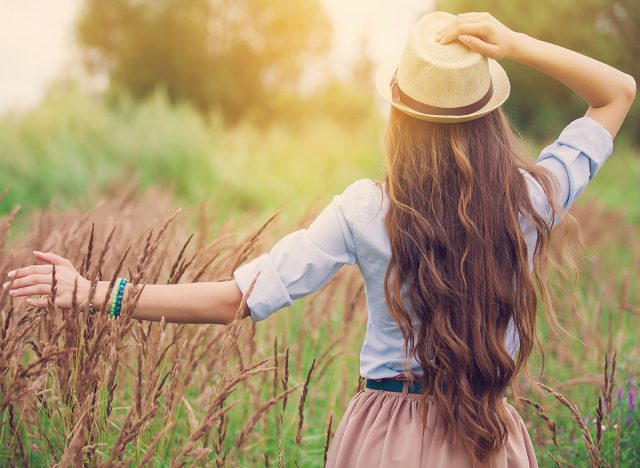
[326,382,538,468]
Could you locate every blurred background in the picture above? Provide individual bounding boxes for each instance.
[0,0,638,224]
[0,2,638,465]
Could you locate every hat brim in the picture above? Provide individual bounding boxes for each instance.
[375,58,510,123]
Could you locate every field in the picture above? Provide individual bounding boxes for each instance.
[0,90,639,467]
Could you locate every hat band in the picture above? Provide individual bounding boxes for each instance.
[390,70,494,116]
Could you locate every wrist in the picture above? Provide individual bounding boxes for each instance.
[90,280,110,308]
[506,31,532,62]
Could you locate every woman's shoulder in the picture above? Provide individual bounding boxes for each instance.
[338,178,386,214]
[342,177,381,193]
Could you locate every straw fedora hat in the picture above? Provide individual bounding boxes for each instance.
[376,11,510,123]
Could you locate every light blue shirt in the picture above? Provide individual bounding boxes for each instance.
[233,116,614,379]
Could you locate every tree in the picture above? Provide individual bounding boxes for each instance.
[76,0,332,121]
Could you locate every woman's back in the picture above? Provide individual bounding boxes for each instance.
[233,114,614,381]
[231,111,614,468]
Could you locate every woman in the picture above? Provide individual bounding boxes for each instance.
[4,11,635,468]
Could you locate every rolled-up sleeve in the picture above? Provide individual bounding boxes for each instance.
[233,179,365,322]
[533,115,614,226]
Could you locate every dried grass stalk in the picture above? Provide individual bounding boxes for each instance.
[536,381,600,467]
[296,358,317,445]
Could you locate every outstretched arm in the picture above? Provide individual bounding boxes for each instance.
[107,280,246,324]
[4,251,247,325]
[4,179,363,325]
[435,12,636,137]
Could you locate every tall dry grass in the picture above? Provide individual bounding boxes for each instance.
[0,184,638,466]
[0,184,368,467]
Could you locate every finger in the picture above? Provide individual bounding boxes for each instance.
[8,284,53,298]
[458,35,500,57]
[7,264,53,280]
[3,274,52,290]
[456,12,486,18]
[438,22,491,45]
[26,297,50,308]
[438,14,485,31]
[438,21,490,44]
[33,251,74,268]
[450,12,493,22]
[435,16,484,38]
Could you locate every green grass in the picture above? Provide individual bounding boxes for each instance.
[0,86,384,232]
[583,137,640,225]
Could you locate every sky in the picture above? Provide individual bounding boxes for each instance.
[0,0,82,114]
[0,0,434,115]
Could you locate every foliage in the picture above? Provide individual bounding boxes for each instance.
[436,0,640,143]
[0,86,384,226]
[0,187,368,466]
[76,0,332,122]
[0,180,639,465]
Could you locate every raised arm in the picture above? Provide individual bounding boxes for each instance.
[435,12,636,137]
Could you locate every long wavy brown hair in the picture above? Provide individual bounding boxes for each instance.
[382,106,565,467]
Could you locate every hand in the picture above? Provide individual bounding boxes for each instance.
[434,12,520,60]
[3,251,91,309]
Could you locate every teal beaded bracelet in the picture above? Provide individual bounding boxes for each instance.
[109,277,128,319]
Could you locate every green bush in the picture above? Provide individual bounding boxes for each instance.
[0,86,384,224]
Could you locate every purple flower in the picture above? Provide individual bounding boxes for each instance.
[629,391,636,411]
[617,386,625,402]
[625,415,632,425]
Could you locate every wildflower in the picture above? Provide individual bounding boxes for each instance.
[616,386,625,402]
[625,415,632,425]
[629,391,636,411]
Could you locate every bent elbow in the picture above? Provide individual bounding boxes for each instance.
[622,73,636,103]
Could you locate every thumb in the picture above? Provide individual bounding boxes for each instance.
[33,250,74,268]
[459,35,499,57]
